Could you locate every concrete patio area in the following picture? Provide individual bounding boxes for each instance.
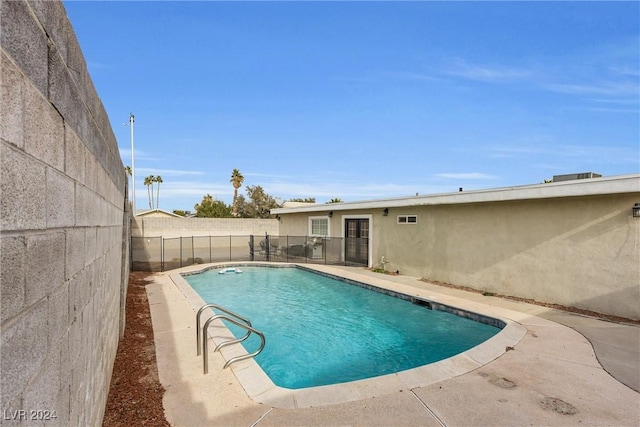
[145,263,639,426]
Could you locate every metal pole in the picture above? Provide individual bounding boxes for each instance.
[266,233,270,262]
[130,113,136,212]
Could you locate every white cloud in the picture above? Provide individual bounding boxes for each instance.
[379,70,447,83]
[543,81,639,97]
[440,58,532,83]
[118,147,161,163]
[608,65,640,78]
[434,173,498,180]
[135,168,205,177]
[486,145,552,159]
[486,143,639,169]
[584,107,639,114]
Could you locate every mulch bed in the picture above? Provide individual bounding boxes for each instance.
[102,272,170,426]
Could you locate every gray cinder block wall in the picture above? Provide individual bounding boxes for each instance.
[1,1,128,425]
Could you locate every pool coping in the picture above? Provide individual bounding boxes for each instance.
[169,262,527,409]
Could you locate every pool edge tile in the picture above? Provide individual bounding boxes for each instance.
[347,373,408,400]
[464,322,527,365]
[293,383,360,408]
[436,353,483,377]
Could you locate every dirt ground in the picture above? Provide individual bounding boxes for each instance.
[102,272,169,426]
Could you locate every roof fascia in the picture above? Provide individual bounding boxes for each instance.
[271,174,640,215]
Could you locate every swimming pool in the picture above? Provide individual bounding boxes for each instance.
[184,265,502,389]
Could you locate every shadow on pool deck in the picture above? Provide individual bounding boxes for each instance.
[146,263,640,426]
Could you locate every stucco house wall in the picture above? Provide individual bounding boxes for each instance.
[1,1,128,424]
[273,175,640,320]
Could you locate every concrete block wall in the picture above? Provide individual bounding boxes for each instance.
[1,1,127,425]
[133,216,279,238]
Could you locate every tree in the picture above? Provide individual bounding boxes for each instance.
[194,194,232,218]
[230,169,244,217]
[234,194,250,218]
[194,185,278,219]
[173,210,188,217]
[144,175,155,210]
[243,185,279,219]
[154,175,163,210]
[326,198,343,204]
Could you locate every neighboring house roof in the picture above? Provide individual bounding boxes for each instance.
[271,173,640,215]
[135,208,183,218]
[280,201,319,208]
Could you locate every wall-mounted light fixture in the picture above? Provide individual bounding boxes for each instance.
[633,203,640,218]
[328,211,333,218]
[383,208,389,216]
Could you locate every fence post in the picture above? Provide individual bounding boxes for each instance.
[285,236,289,262]
[324,237,327,265]
[266,233,270,262]
[344,237,347,266]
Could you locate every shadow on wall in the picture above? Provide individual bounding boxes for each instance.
[397,194,639,320]
[431,196,633,276]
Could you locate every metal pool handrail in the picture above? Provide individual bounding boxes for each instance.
[196,303,252,356]
[202,314,266,373]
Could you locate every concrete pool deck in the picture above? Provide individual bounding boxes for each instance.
[145,263,639,426]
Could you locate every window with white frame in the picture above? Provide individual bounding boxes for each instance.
[309,216,329,236]
[397,215,417,224]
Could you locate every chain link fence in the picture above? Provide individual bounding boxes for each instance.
[131,234,368,272]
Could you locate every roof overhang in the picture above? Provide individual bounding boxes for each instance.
[271,174,640,215]
[134,208,183,218]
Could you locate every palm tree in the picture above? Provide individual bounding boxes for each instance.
[230,169,244,217]
[144,175,155,210]
[154,175,163,210]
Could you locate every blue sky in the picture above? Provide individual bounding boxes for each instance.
[63,1,639,211]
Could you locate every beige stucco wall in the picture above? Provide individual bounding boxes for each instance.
[133,217,279,238]
[277,193,640,320]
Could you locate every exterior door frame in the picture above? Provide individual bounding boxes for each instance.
[340,214,373,267]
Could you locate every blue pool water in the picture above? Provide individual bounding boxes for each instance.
[185,266,500,389]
